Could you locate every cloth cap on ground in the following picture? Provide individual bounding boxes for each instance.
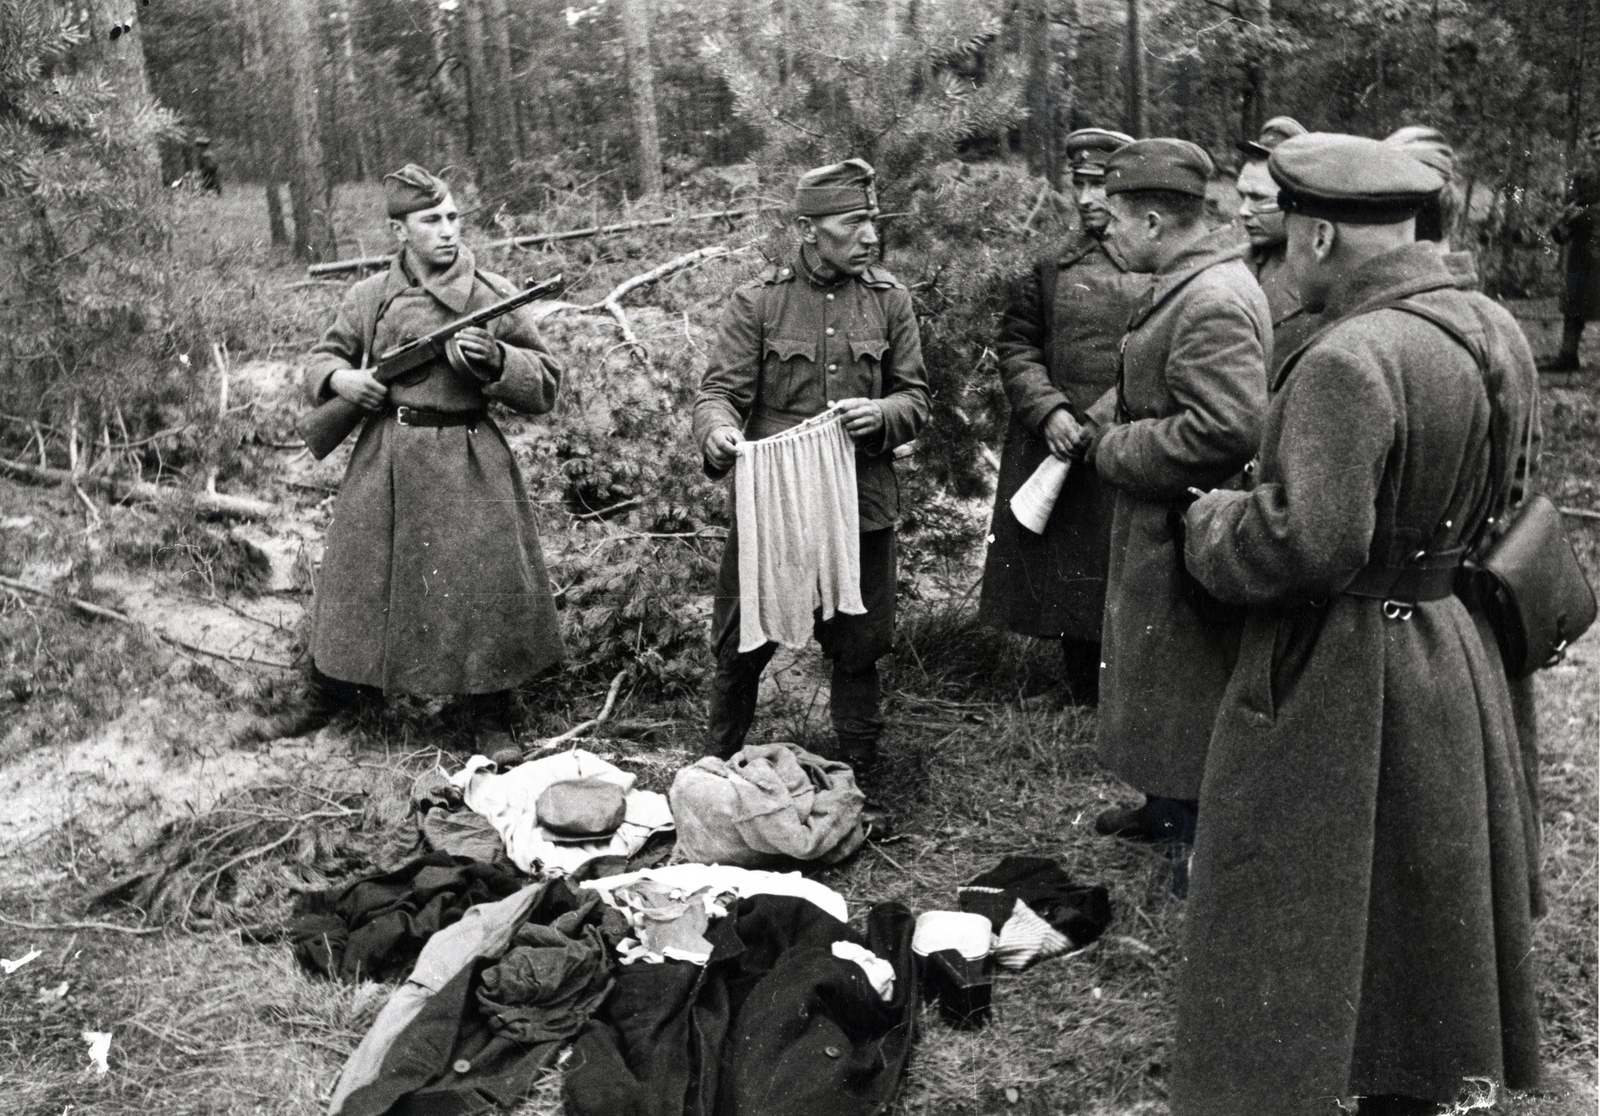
[1104,138,1215,198]
[794,157,878,216]
[1270,132,1443,224]
[1383,125,1456,182]
[384,163,450,217]
[1237,115,1308,160]
[1066,128,1135,178]
[536,778,627,838]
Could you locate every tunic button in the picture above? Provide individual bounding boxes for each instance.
[825,293,835,301]
[824,1045,841,1058]
[825,327,835,336]
[452,1060,472,1074]
[828,364,838,373]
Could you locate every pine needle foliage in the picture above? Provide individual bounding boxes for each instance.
[0,0,182,440]
[705,0,1027,184]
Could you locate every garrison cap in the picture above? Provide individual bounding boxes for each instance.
[1269,133,1443,224]
[1238,115,1307,160]
[384,163,451,218]
[1103,138,1215,198]
[1383,125,1455,182]
[1066,128,1135,179]
[794,158,878,217]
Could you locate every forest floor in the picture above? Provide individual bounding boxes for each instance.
[1,186,1596,1116]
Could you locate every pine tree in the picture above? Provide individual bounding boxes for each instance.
[0,0,181,423]
[706,0,1027,186]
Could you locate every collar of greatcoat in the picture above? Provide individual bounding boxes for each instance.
[1270,242,1461,393]
[1126,225,1247,332]
[385,245,479,314]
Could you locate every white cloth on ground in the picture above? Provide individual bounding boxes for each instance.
[830,940,896,1001]
[450,750,674,876]
[734,406,864,652]
[580,862,849,923]
[991,896,1075,970]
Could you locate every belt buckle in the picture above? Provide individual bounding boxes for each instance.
[1382,600,1414,622]
[395,405,416,427]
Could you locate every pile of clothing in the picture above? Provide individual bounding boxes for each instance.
[282,743,1111,1116]
[326,869,916,1116]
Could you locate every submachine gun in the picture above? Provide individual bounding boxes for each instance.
[297,273,563,460]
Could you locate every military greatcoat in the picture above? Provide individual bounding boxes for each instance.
[979,236,1148,641]
[1173,244,1542,1115]
[1091,227,1270,801]
[1556,165,1600,322]
[305,248,565,695]
[1249,241,1317,376]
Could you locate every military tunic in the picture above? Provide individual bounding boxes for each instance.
[305,248,566,695]
[979,237,1148,641]
[1091,227,1270,801]
[1173,245,1541,1114]
[693,250,930,756]
[1557,166,1600,322]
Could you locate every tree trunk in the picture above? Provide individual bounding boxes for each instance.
[334,0,371,180]
[618,0,664,199]
[61,0,160,182]
[1022,0,1059,188]
[460,0,515,187]
[264,182,290,246]
[426,3,469,173]
[1061,0,1082,132]
[271,0,336,261]
[1238,0,1271,143]
[1124,0,1147,138]
[484,0,523,163]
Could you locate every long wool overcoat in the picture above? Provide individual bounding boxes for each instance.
[979,236,1148,641]
[1172,244,1542,1114]
[1250,241,1319,377]
[1091,227,1270,801]
[305,248,565,695]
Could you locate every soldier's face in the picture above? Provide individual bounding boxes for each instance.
[1102,194,1161,273]
[1235,160,1286,247]
[1236,161,1285,248]
[392,196,462,270]
[801,209,879,276]
[1073,173,1111,234]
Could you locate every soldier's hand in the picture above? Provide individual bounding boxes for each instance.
[330,367,387,410]
[705,427,742,471]
[453,327,504,379]
[836,398,885,442]
[1042,407,1083,460]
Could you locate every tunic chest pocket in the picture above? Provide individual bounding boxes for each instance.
[763,336,817,412]
[846,332,891,398]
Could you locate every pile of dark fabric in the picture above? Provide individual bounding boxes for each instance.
[958,856,1111,969]
[289,854,525,982]
[335,880,618,1116]
[564,896,917,1116]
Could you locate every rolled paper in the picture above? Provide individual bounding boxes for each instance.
[1009,455,1072,534]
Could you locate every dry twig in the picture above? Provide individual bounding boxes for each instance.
[0,912,161,936]
[535,669,630,751]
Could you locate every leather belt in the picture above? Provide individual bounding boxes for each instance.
[392,405,484,429]
[1341,546,1467,618]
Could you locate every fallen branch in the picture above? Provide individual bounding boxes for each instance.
[0,912,161,936]
[0,575,292,669]
[486,207,766,252]
[1559,505,1600,522]
[545,245,741,370]
[0,455,274,520]
[536,669,629,752]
